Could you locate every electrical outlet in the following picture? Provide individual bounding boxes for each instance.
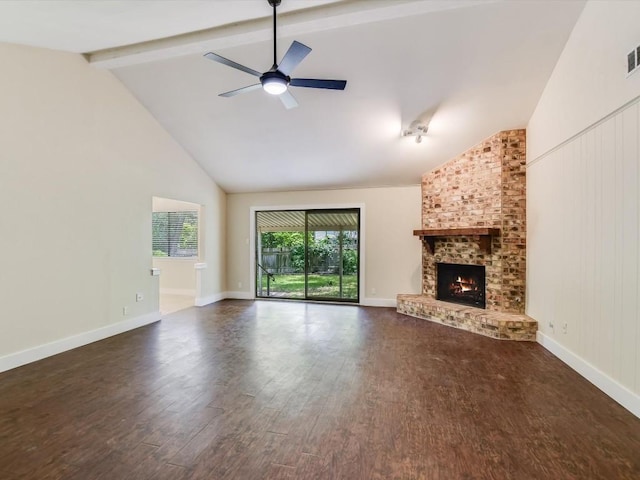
[562,323,568,334]
[136,293,143,302]
[548,320,554,330]
[123,306,129,316]
[238,281,242,289]
[371,287,377,295]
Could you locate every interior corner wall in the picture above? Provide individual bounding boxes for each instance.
[0,43,226,371]
[527,0,640,417]
[226,186,422,306]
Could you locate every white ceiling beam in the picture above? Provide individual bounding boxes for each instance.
[86,0,500,69]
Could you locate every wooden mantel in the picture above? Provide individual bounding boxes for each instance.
[413,227,501,254]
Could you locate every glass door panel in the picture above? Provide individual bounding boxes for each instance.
[255,210,306,299]
[305,210,359,302]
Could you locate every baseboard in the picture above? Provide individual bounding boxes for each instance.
[361,297,397,307]
[0,311,161,374]
[194,293,395,306]
[195,292,227,306]
[224,291,255,300]
[537,331,640,419]
[160,288,196,296]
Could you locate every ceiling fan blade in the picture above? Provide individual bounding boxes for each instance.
[277,41,312,76]
[290,78,347,90]
[279,90,299,109]
[204,52,262,77]
[219,84,262,98]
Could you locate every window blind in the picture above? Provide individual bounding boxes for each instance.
[152,211,198,257]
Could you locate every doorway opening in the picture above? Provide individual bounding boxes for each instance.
[152,197,202,314]
[255,209,360,302]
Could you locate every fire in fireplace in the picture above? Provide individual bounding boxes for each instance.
[436,263,486,308]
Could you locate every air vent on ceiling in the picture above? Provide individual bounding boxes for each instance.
[627,45,640,76]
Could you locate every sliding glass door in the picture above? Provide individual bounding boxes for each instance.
[255,208,360,302]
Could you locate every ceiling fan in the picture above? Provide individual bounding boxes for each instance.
[203,0,347,109]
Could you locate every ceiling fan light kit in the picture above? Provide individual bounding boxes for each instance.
[261,71,289,95]
[203,0,347,109]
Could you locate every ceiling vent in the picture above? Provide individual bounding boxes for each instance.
[627,45,640,76]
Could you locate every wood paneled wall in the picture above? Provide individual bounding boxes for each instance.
[527,98,640,397]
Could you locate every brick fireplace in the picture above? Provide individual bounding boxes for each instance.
[397,129,537,340]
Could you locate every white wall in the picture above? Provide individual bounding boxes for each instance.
[152,258,197,295]
[528,0,640,160]
[527,0,640,417]
[226,186,422,306]
[0,43,226,371]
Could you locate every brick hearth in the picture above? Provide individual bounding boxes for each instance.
[397,295,536,341]
[397,129,537,341]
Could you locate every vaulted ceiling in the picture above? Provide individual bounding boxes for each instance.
[0,0,585,193]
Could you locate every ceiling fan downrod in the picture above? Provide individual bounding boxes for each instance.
[268,0,281,69]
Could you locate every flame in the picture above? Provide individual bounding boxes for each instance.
[454,276,475,293]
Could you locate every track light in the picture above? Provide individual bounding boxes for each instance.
[402,121,429,143]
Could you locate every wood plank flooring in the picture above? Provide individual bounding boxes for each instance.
[1,300,639,479]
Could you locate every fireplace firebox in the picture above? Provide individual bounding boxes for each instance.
[436,263,486,309]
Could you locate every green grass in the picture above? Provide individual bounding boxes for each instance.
[259,273,357,299]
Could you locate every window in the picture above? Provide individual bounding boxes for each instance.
[152,211,198,257]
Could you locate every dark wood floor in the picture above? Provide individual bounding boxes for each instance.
[1,300,639,479]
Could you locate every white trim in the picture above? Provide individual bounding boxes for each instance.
[249,203,366,304]
[528,94,640,166]
[359,207,366,304]
[160,288,196,296]
[537,331,640,419]
[224,291,255,300]
[0,312,161,374]
[194,292,227,306]
[194,264,205,302]
[361,297,397,307]
[152,256,199,262]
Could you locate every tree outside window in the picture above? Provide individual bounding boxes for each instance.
[152,211,198,257]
